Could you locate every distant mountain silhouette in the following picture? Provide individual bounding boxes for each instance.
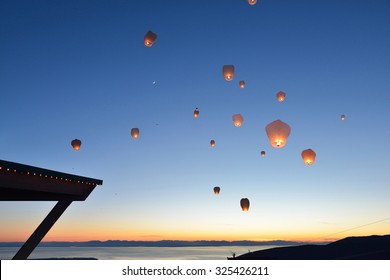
[231,235,390,260]
[0,240,306,248]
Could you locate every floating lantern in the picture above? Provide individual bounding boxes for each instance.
[194,107,199,118]
[222,65,234,81]
[239,80,245,88]
[131,128,139,139]
[240,198,250,211]
[276,91,286,102]
[210,140,215,147]
[341,114,345,121]
[261,151,265,157]
[248,0,257,5]
[144,30,157,47]
[232,114,244,127]
[265,119,291,148]
[301,149,316,165]
[71,139,81,151]
[214,186,220,195]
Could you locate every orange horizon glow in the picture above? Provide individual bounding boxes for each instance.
[2,227,388,244]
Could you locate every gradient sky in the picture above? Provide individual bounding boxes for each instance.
[1,0,389,243]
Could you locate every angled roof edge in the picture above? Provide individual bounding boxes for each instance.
[0,159,103,186]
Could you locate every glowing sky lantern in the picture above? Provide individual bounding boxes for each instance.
[239,80,245,88]
[341,114,345,121]
[213,186,220,195]
[131,128,139,139]
[232,114,244,127]
[301,149,316,165]
[265,119,291,148]
[276,91,286,102]
[240,198,250,211]
[144,30,157,47]
[247,0,257,5]
[222,65,234,81]
[210,139,215,147]
[194,107,199,118]
[261,150,265,157]
[71,139,81,151]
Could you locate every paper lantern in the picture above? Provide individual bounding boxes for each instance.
[210,140,215,147]
[301,149,316,165]
[239,80,245,88]
[261,151,265,157]
[222,65,234,81]
[213,186,220,195]
[71,139,81,151]
[248,0,257,5]
[131,128,139,139]
[194,107,199,118]
[232,114,244,127]
[144,30,157,47]
[341,114,345,121]
[265,119,291,148]
[276,91,286,102]
[240,198,250,211]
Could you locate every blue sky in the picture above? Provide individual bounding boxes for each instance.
[1,0,390,242]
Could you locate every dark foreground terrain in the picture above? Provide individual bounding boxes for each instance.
[231,235,390,260]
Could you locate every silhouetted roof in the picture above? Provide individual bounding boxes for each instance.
[0,159,103,201]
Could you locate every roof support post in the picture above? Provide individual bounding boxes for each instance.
[12,200,72,260]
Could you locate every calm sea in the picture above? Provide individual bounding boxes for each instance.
[0,245,281,260]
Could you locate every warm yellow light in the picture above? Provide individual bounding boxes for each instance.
[265,120,291,148]
[210,140,215,147]
[194,107,199,118]
[248,0,257,5]
[301,149,316,165]
[71,139,81,151]
[276,91,286,102]
[222,65,234,81]
[144,30,157,47]
[131,128,140,139]
[232,114,244,127]
[239,80,245,88]
[240,198,250,211]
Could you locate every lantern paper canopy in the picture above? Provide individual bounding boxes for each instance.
[341,114,345,121]
[144,30,157,47]
[232,114,244,127]
[248,0,257,5]
[194,107,199,118]
[222,65,234,81]
[210,140,215,147]
[261,151,265,157]
[131,128,140,139]
[265,119,291,148]
[214,186,220,195]
[239,80,245,88]
[71,139,81,151]
[240,198,250,211]
[301,149,316,165]
[276,91,286,102]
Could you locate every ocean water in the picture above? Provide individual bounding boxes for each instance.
[0,245,280,260]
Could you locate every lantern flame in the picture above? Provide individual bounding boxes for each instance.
[276,91,286,102]
[144,30,157,47]
[131,128,139,139]
[301,149,316,165]
[265,120,291,148]
[222,65,234,81]
[232,114,244,127]
[71,139,81,151]
[240,198,250,211]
